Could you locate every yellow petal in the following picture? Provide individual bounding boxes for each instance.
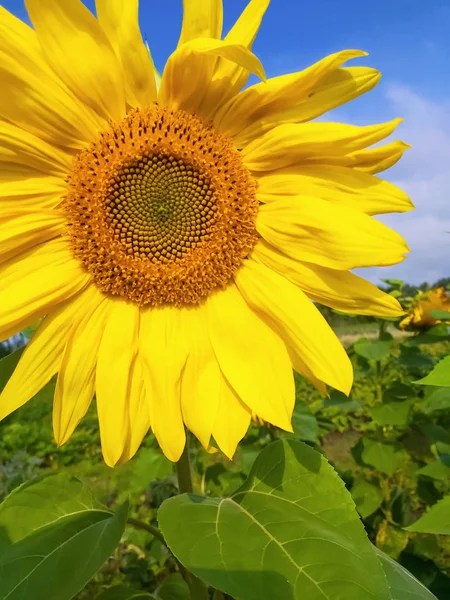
[53,287,109,446]
[0,174,65,211]
[348,140,411,174]
[211,375,251,460]
[118,356,151,464]
[0,238,90,342]
[257,165,413,216]
[179,306,221,450]
[197,0,270,119]
[0,7,106,148]
[216,50,377,144]
[207,284,294,431]
[236,259,353,394]
[0,284,98,421]
[140,307,187,462]
[254,241,405,317]
[256,196,409,270]
[0,210,66,262]
[25,0,126,123]
[178,0,223,44]
[242,119,402,171]
[95,0,157,108]
[159,38,265,116]
[0,121,72,177]
[96,300,139,467]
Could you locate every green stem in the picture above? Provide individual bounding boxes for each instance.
[127,518,166,545]
[176,437,194,494]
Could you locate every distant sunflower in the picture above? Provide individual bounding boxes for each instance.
[400,288,450,331]
[0,0,412,465]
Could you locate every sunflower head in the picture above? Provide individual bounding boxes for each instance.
[400,288,450,331]
[0,0,412,465]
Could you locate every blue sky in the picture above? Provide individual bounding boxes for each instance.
[4,0,450,285]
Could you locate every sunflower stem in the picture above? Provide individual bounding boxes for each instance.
[127,518,166,545]
[176,435,194,494]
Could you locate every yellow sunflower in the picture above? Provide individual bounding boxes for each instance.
[0,0,412,466]
[400,287,450,331]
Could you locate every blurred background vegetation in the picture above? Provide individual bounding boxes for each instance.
[1,277,450,599]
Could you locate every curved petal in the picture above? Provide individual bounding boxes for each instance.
[53,287,109,447]
[0,174,66,210]
[0,209,66,262]
[178,0,223,44]
[254,241,405,317]
[198,0,270,119]
[0,238,91,342]
[242,119,402,172]
[256,165,413,215]
[216,50,378,143]
[211,375,252,460]
[95,0,157,108]
[207,284,294,431]
[159,37,265,116]
[235,259,353,394]
[140,307,187,462]
[0,121,72,177]
[256,196,409,270]
[0,284,98,421]
[96,299,139,467]
[0,7,106,148]
[25,0,126,123]
[118,355,151,464]
[180,306,221,450]
[348,141,411,174]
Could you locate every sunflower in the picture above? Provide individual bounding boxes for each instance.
[400,287,450,331]
[0,0,412,466]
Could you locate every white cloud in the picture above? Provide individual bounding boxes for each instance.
[358,84,450,286]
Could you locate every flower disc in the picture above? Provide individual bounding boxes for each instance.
[64,106,259,306]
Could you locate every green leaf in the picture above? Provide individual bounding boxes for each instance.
[354,337,393,361]
[406,496,450,535]
[290,402,318,442]
[420,387,450,414]
[397,347,434,370]
[361,440,406,476]
[0,347,24,392]
[417,460,450,482]
[155,573,190,600]
[0,473,128,600]
[96,586,157,600]
[404,324,450,347]
[369,401,412,427]
[416,356,450,387]
[429,309,450,320]
[158,439,390,600]
[351,479,383,519]
[375,548,438,599]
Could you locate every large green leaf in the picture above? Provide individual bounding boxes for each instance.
[406,496,450,534]
[369,401,413,427]
[96,586,156,599]
[158,439,390,600]
[416,356,450,387]
[354,337,393,362]
[417,460,450,482]
[0,473,128,600]
[429,309,450,320]
[375,548,438,599]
